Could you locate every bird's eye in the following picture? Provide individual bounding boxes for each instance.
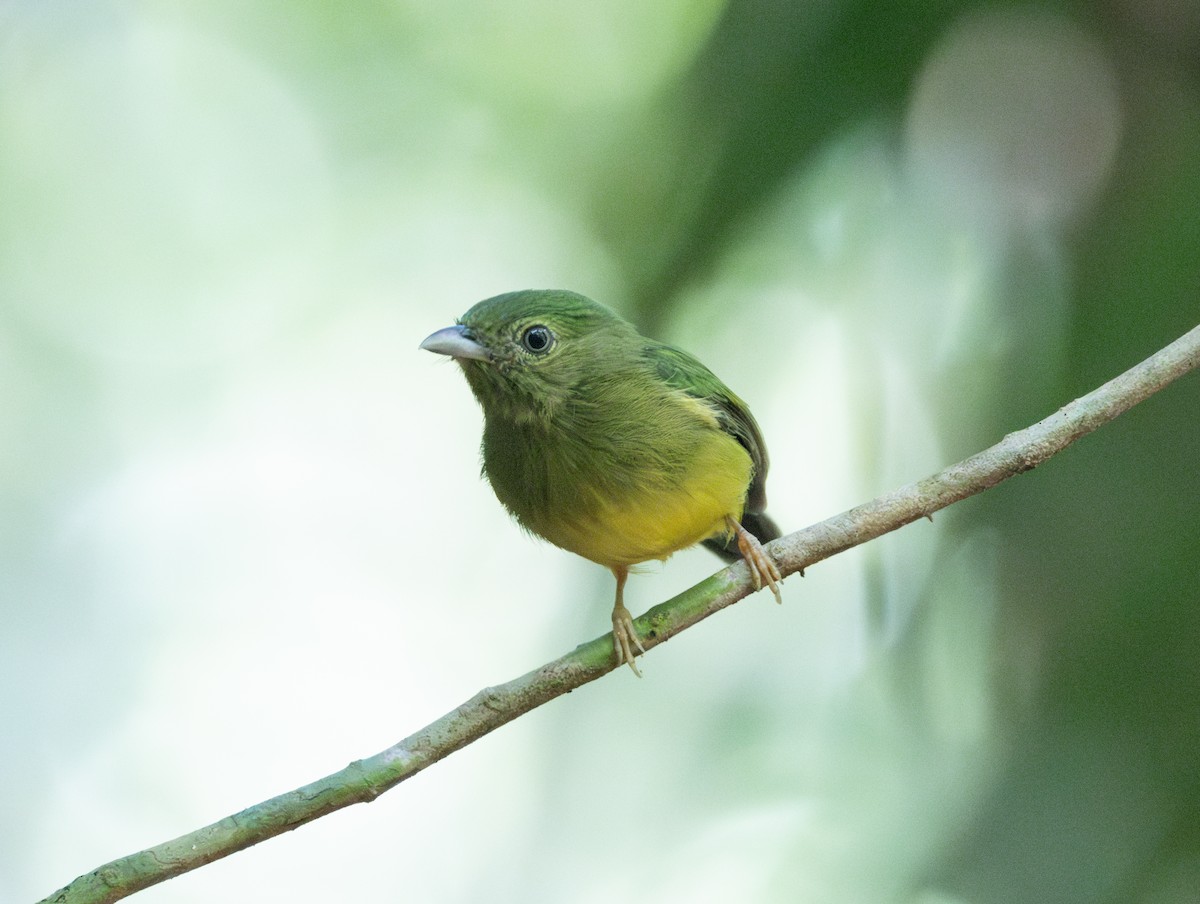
[521,325,554,354]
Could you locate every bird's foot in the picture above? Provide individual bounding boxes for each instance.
[612,601,646,677]
[731,518,783,604]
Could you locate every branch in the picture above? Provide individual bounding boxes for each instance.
[40,323,1200,904]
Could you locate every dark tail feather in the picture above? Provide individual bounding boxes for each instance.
[703,511,782,563]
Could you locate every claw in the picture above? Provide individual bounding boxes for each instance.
[611,601,646,677]
[610,566,645,675]
[728,516,783,604]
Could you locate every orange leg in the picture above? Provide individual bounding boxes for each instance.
[610,566,646,676]
[727,516,783,604]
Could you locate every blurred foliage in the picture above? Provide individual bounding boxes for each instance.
[3,2,1198,903]
[595,0,962,330]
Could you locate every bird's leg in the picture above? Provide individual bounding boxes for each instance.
[727,515,783,604]
[610,566,646,676]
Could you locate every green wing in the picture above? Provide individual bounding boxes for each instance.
[644,342,771,515]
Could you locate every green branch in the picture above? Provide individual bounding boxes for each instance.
[39,323,1200,904]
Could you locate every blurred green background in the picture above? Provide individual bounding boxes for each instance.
[3,2,1198,902]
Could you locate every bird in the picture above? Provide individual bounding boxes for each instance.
[419,289,782,675]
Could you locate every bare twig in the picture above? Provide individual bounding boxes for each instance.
[39,323,1200,904]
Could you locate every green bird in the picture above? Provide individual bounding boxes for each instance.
[420,289,782,674]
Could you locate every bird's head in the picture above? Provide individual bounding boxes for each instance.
[420,289,640,422]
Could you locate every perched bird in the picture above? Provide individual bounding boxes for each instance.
[420,289,782,674]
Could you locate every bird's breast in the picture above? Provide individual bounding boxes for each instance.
[481,397,753,568]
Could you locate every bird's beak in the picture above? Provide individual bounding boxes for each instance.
[419,325,491,362]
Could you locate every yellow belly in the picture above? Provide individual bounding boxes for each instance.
[537,435,753,568]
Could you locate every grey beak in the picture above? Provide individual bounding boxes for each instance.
[419,325,491,362]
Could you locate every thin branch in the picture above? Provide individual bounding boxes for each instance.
[40,323,1200,904]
